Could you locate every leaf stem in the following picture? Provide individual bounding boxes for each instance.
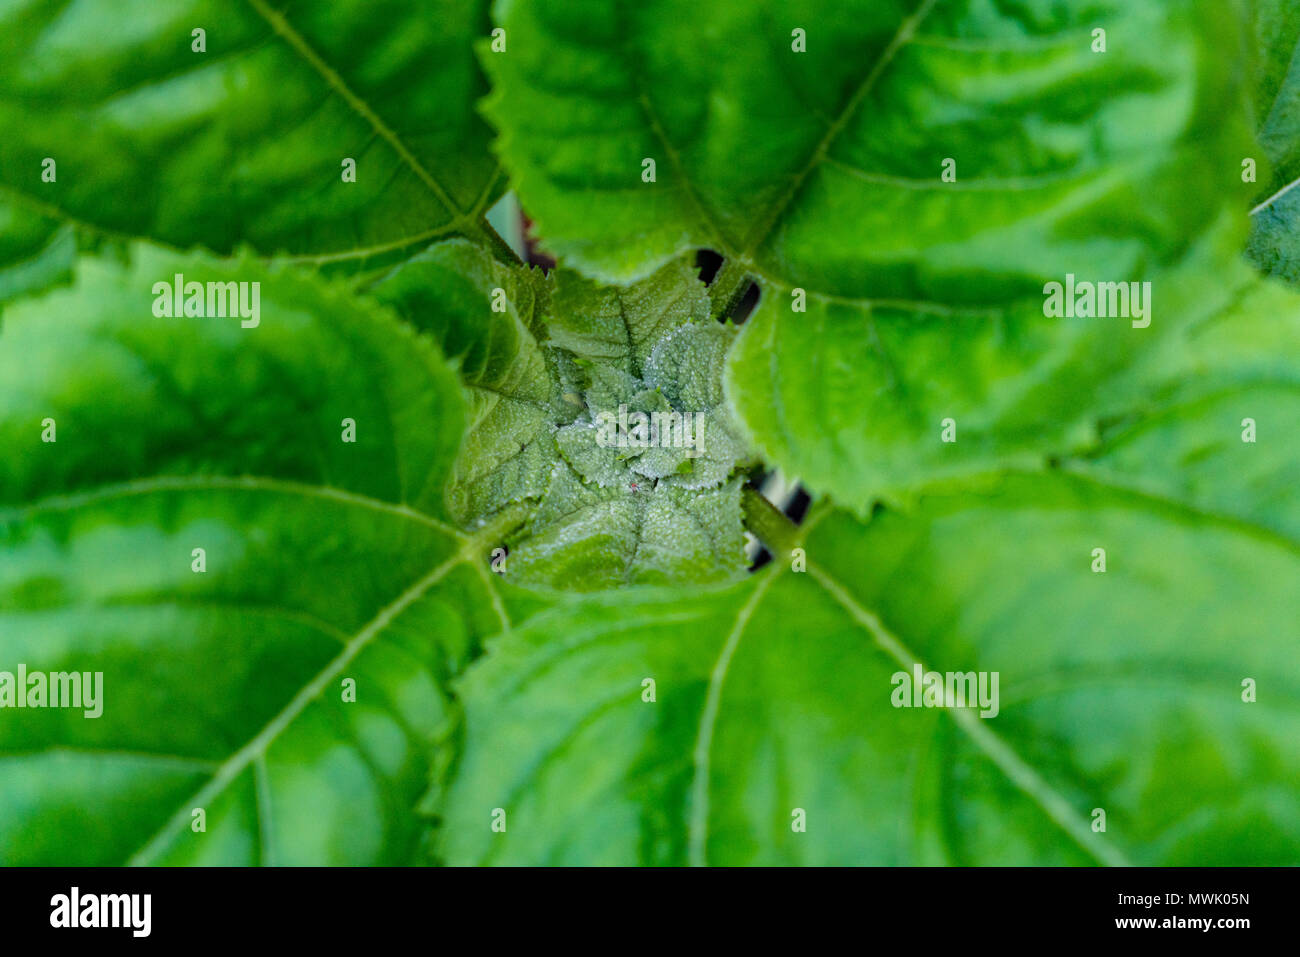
[709,257,754,321]
[471,498,533,552]
[474,216,524,265]
[741,486,800,556]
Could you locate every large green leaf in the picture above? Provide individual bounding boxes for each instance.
[434,468,1300,865]
[485,0,1259,510]
[1062,272,1300,542]
[1250,0,1300,194]
[372,240,756,590]
[1247,0,1300,282]
[729,220,1275,509]
[0,200,79,307]
[0,0,503,285]
[0,246,540,865]
[486,0,1252,286]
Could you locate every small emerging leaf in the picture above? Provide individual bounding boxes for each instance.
[374,241,755,589]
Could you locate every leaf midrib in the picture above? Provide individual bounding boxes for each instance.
[242,0,471,228]
[125,507,518,866]
[685,502,1128,867]
[3,2,499,260]
[803,559,1130,867]
[1,473,463,538]
[686,565,783,866]
[127,549,462,863]
[735,0,941,262]
[2,471,522,865]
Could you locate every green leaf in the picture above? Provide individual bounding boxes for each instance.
[0,200,78,308]
[730,221,1271,509]
[434,468,1300,865]
[486,0,1252,285]
[485,0,1259,509]
[373,241,755,590]
[1250,0,1300,191]
[1247,0,1300,282]
[1062,274,1300,540]
[0,0,504,281]
[545,259,711,375]
[370,239,564,524]
[0,246,538,864]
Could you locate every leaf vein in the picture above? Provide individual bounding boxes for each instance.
[805,559,1130,867]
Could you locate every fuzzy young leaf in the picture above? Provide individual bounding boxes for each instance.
[371,239,564,522]
[546,260,710,374]
[374,242,755,590]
